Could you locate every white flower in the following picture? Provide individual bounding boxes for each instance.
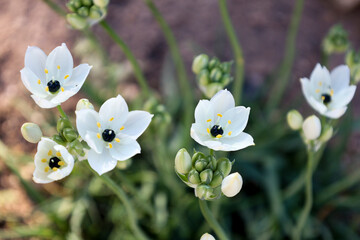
[190,89,254,151]
[200,233,216,240]
[76,95,153,175]
[302,115,321,140]
[20,43,92,108]
[33,138,74,184]
[300,63,356,119]
[221,172,243,197]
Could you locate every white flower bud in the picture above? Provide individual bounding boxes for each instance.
[76,98,94,111]
[221,172,243,197]
[175,148,192,175]
[287,110,303,130]
[200,233,216,240]
[21,123,43,143]
[302,115,321,140]
[94,0,109,7]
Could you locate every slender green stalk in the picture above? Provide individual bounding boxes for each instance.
[57,105,67,119]
[99,20,151,98]
[199,199,229,240]
[266,0,304,111]
[142,0,194,147]
[292,150,314,240]
[218,0,244,105]
[41,0,66,16]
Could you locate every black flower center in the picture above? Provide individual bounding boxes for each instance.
[47,80,61,93]
[102,129,116,142]
[49,157,61,169]
[210,125,224,137]
[321,94,331,104]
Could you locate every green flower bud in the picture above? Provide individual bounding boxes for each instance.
[66,13,88,30]
[220,62,233,73]
[287,110,303,130]
[322,24,349,55]
[210,170,223,188]
[200,169,213,184]
[69,139,84,155]
[89,5,103,19]
[66,2,77,12]
[81,0,93,6]
[196,184,213,200]
[175,148,192,175]
[208,58,219,69]
[319,125,333,142]
[206,155,217,170]
[63,128,78,142]
[221,74,232,85]
[217,158,232,176]
[198,69,210,86]
[188,169,201,185]
[72,0,83,8]
[21,123,42,143]
[192,54,209,74]
[345,50,360,84]
[93,0,109,7]
[57,117,73,134]
[52,134,67,146]
[210,68,223,82]
[195,158,208,172]
[192,152,206,166]
[76,98,94,111]
[77,6,90,17]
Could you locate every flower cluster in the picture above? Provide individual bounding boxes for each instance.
[322,24,349,55]
[346,49,360,84]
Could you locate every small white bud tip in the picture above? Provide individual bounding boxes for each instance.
[221,172,243,197]
[287,110,303,130]
[175,148,192,175]
[200,233,216,240]
[302,115,321,140]
[21,123,43,143]
[76,98,94,111]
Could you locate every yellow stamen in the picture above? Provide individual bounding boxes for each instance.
[322,96,325,100]
[228,131,232,136]
[318,82,322,86]
[109,117,114,121]
[48,150,52,156]
[315,89,320,93]
[64,75,69,79]
[57,65,60,70]
[56,152,61,157]
[61,87,64,92]
[216,134,222,138]
[58,161,64,166]
[228,120,231,124]
[97,122,101,128]
[120,126,124,131]
[217,113,223,117]
[97,133,101,139]
[41,158,47,163]
[44,166,49,172]
[45,86,49,92]
[207,128,210,134]
[109,143,113,149]
[330,89,334,96]
[207,119,211,122]
[115,138,120,143]
[52,167,58,171]
[37,79,41,84]
[44,69,48,74]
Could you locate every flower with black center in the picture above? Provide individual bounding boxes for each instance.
[190,89,254,151]
[300,63,356,119]
[76,95,153,175]
[33,138,75,184]
[20,43,92,108]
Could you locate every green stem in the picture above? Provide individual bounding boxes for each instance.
[57,105,68,119]
[218,0,244,105]
[266,0,304,111]
[40,0,66,16]
[87,165,149,240]
[142,0,194,147]
[99,20,151,99]
[292,150,314,240]
[199,199,229,240]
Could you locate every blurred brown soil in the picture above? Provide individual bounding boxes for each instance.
[1,0,360,226]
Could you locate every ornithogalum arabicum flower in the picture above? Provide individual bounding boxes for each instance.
[20,43,92,108]
[190,89,254,151]
[33,138,75,184]
[300,64,356,119]
[76,95,153,175]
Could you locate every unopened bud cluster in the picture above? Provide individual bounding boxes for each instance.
[322,25,349,55]
[66,0,109,29]
[192,54,233,98]
[346,49,360,84]
[175,149,236,200]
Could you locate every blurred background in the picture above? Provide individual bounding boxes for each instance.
[1,0,360,239]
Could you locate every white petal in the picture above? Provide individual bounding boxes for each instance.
[330,85,356,109]
[190,123,213,146]
[46,43,73,81]
[25,46,47,81]
[88,149,118,175]
[64,64,92,92]
[121,111,153,139]
[51,90,76,105]
[84,131,104,154]
[220,106,250,136]
[20,68,48,97]
[300,78,327,114]
[99,95,129,131]
[31,94,57,108]
[194,100,214,125]
[33,169,53,184]
[76,109,100,140]
[210,89,235,114]
[109,137,141,161]
[310,64,331,86]
[48,146,74,181]
[331,65,350,92]
[219,132,255,151]
[323,107,347,119]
